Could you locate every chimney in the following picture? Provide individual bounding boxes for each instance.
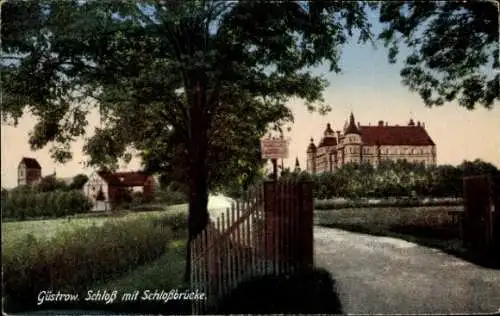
[378,120,384,126]
[357,122,360,127]
[417,121,421,127]
[385,122,388,126]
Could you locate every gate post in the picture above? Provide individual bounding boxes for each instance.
[462,175,493,251]
[298,180,314,269]
[263,181,277,271]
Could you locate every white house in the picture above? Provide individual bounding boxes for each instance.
[83,172,111,211]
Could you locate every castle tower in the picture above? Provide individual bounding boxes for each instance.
[342,112,362,165]
[306,138,317,174]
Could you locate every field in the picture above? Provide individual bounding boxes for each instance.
[1,195,232,248]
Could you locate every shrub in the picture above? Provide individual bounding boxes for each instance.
[309,160,500,199]
[154,188,188,205]
[2,214,181,313]
[314,197,463,210]
[2,189,93,220]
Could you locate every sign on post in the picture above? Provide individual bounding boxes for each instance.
[261,138,289,159]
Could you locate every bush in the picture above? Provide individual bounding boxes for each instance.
[2,189,93,220]
[2,215,180,313]
[154,188,188,205]
[314,197,463,210]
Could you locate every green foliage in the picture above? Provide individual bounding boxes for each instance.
[0,2,373,234]
[154,187,189,206]
[2,214,184,313]
[36,175,69,192]
[314,197,462,210]
[2,189,93,220]
[69,174,89,190]
[377,1,499,109]
[309,159,500,199]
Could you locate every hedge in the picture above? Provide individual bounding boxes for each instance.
[314,197,463,210]
[282,160,500,200]
[2,214,187,313]
[1,189,93,220]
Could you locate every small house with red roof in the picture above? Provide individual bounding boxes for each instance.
[17,157,42,186]
[83,170,156,211]
[307,113,436,173]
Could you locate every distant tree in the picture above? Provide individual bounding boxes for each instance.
[36,175,68,192]
[377,1,499,109]
[69,174,89,190]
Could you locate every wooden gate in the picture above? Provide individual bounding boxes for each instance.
[462,176,494,250]
[190,180,313,314]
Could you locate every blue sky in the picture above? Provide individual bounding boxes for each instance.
[1,7,499,188]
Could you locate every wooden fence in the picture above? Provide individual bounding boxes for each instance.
[190,180,313,314]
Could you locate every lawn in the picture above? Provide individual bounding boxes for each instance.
[1,208,169,247]
[2,194,232,248]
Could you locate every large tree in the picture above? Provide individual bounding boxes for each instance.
[377,1,499,109]
[1,0,373,280]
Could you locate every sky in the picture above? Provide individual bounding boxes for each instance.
[2,9,499,189]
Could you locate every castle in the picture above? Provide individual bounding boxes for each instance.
[306,113,436,173]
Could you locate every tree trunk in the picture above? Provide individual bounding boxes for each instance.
[184,86,210,284]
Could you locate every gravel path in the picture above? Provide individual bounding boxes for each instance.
[314,226,500,314]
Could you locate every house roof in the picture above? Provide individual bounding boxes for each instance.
[97,171,152,187]
[19,157,41,169]
[359,125,435,146]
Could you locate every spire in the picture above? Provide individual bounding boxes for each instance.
[294,157,301,172]
[344,112,360,135]
[324,123,335,137]
[307,138,316,153]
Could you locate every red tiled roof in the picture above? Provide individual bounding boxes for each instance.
[318,137,337,147]
[19,157,41,169]
[359,126,435,146]
[98,171,152,187]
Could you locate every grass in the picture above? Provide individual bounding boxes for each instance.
[1,204,188,247]
[314,205,463,227]
[17,240,190,315]
[93,240,187,291]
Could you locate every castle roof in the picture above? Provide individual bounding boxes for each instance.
[324,123,334,135]
[318,137,337,148]
[307,138,317,153]
[344,112,360,135]
[19,157,41,169]
[359,125,435,146]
